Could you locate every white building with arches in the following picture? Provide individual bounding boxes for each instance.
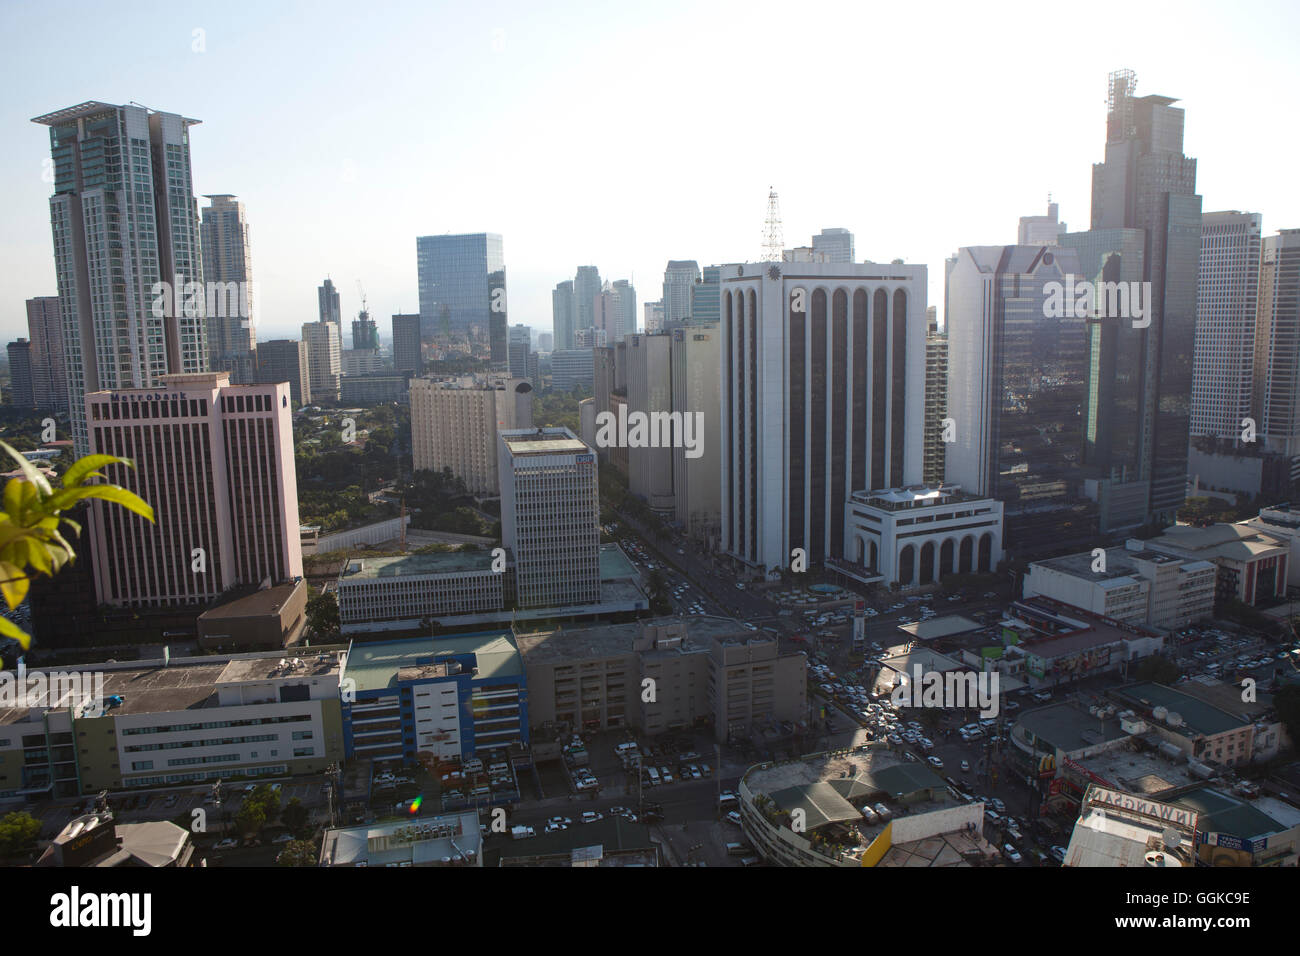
[843,486,1004,587]
[719,261,928,573]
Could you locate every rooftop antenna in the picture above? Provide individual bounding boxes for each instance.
[762,187,784,263]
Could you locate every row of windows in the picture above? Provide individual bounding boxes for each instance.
[120,713,312,735]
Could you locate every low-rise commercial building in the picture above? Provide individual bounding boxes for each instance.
[1023,542,1215,631]
[339,633,528,766]
[517,616,807,743]
[1143,523,1288,607]
[319,812,482,867]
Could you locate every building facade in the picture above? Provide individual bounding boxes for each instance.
[255,339,311,405]
[392,313,423,375]
[720,261,928,572]
[34,101,208,456]
[409,378,533,496]
[25,295,69,413]
[302,321,341,402]
[201,194,255,379]
[86,372,303,607]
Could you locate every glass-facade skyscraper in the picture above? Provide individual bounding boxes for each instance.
[416,233,506,365]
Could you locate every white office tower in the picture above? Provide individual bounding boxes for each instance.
[498,428,600,609]
[1017,200,1068,245]
[625,333,676,512]
[720,261,927,572]
[33,101,208,456]
[1192,211,1262,444]
[201,194,256,379]
[409,377,533,496]
[671,326,722,546]
[301,320,341,401]
[1256,229,1300,464]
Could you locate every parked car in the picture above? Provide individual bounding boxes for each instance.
[1003,844,1022,863]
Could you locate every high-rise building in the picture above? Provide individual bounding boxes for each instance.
[611,279,637,343]
[663,260,700,328]
[551,349,594,391]
[507,324,532,382]
[318,278,342,327]
[86,372,302,607]
[644,301,664,333]
[671,326,721,545]
[351,311,380,351]
[573,266,602,340]
[1193,211,1262,444]
[1089,69,1203,521]
[720,261,927,571]
[812,228,854,263]
[552,280,576,351]
[25,296,67,413]
[945,246,1095,557]
[7,340,35,408]
[594,283,617,342]
[302,321,341,402]
[416,234,506,356]
[692,266,720,327]
[255,339,311,405]
[922,307,947,487]
[574,327,606,349]
[592,347,616,462]
[538,332,554,353]
[410,377,534,496]
[201,195,255,380]
[392,313,423,375]
[626,333,675,511]
[1256,230,1300,470]
[33,101,208,456]
[498,427,599,608]
[1017,201,1067,245]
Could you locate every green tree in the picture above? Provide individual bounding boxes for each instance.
[0,441,154,649]
[234,801,267,837]
[306,589,340,636]
[0,810,41,858]
[1133,654,1182,684]
[276,838,318,867]
[282,796,309,836]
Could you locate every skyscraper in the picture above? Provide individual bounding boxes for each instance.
[944,245,1096,556]
[644,301,664,333]
[507,325,532,382]
[318,278,342,326]
[922,307,947,487]
[1017,201,1067,245]
[392,313,423,375]
[663,260,700,328]
[7,340,35,408]
[416,233,506,353]
[352,310,380,351]
[409,378,533,496]
[812,228,854,263]
[1089,69,1202,521]
[255,339,311,405]
[552,280,576,351]
[1255,229,1300,466]
[33,100,207,455]
[573,266,602,338]
[25,296,67,413]
[499,427,600,609]
[302,321,341,402]
[86,372,302,607]
[201,194,255,381]
[611,279,637,343]
[720,261,927,571]
[626,333,675,511]
[692,266,720,326]
[671,326,721,545]
[1193,211,1262,445]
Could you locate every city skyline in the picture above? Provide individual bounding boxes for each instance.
[3,2,1298,344]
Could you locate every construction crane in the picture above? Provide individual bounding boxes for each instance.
[356,280,368,318]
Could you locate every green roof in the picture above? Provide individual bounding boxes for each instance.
[1174,788,1286,839]
[342,633,522,692]
[866,763,946,797]
[341,550,498,579]
[598,544,637,581]
[1115,682,1247,737]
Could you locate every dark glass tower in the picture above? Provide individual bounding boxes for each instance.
[1087,69,1202,524]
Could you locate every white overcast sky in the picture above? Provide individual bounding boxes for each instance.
[2,0,1297,343]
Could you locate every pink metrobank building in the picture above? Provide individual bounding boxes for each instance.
[86,372,303,607]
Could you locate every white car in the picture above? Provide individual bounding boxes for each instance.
[580,811,604,824]
[213,838,239,850]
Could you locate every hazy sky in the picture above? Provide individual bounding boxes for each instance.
[2,0,1297,344]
